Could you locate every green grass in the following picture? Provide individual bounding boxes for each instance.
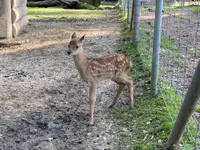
[28,7,104,19]
[173,2,199,7]
[161,36,178,51]
[110,19,197,149]
[113,37,173,149]
[99,3,116,9]
[193,7,200,13]
[163,6,181,12]
[163,2,199,12]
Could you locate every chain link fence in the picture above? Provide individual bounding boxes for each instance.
[119,0,200,149]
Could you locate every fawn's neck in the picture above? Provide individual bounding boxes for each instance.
[73,48,88,80]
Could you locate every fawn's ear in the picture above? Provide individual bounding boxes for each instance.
[80,34,86,42]
[71,32,77,39]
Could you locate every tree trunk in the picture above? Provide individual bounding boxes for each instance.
[59,0,78,8]
[27,0,100,8]
[27,0,62,8]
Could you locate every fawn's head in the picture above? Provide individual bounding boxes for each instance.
[67,32,85,56]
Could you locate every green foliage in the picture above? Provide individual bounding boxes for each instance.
[193,7,200,13]
[172,2,199,7]
[141,6,155,12]
[78,2,97,10]
[161,36,178,51]
[113,39,172,149]
[27,2,42,7]
[113,1,121,10]
[163,7,180,12]
[79,0,101,7]
[163,3,199,13]
[27,7,103,19]
[114,2,128,28]
[99,3,116,9]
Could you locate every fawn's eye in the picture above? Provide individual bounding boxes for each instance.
[76,46,79,49]
[68,45,70,48]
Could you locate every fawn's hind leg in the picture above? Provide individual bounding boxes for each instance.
[126,76,134,108]
[111,75,134,108]
[109,83,126,108]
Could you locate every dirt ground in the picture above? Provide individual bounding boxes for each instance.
[0,10,129,150]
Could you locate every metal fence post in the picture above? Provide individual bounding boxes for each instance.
[132,0,141,46]
[165,60,200,149]
[122,0,125,11]
[127,0,130,24]
[120,0,123,10]
[124,0,127,12]
[151,0,163,97]
[130,0,135,31]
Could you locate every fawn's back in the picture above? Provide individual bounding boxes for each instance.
[88,54,132,81]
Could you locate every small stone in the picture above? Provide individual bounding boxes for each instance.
[146,121,150,125]
[143,130,147,133]
[30,128,37,134]
[48,137,53,142]
[48,121,58,129]
[15,139,20,143]
[158,139,162,143]
[87,133,91,136]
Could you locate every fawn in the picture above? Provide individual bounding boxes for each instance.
[67,32,134,125]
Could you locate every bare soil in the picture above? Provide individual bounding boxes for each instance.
[0,10,129,150]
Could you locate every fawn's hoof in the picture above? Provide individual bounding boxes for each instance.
[88,122,95,126]
[129,104,134,108]
[88,120,95,126]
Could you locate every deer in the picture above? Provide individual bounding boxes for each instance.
[67,32,134,125]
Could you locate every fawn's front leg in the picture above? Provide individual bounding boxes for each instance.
[89,81,98,125]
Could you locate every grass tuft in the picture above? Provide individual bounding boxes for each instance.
[27,7,104,19]
[99,2,117,9]
[193,7,200,13]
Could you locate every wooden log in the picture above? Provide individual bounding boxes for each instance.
[59,0,78,8]
[12,16,28,37]
[12,6,28,23]
[27,0,62,7]
[0,0,12,38]
[11,0,27,8]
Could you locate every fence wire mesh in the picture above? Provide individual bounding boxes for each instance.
[120,0,200,149]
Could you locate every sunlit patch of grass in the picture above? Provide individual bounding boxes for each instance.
[28,7,104,19]
[99,2,116,9]
[173,2,199,7]
[161,36,178,51]
[193,7,200,13]
[163,2,199,12]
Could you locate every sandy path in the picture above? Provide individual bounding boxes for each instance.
[0,10,126,150]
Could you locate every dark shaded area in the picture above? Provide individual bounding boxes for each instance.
[0,42,21,48]
[27,0,101,9]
